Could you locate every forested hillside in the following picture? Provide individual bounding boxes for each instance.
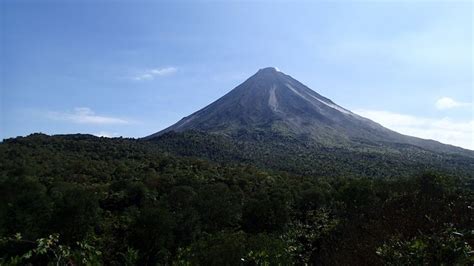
[153,131,474,179]
[0,133,472,265]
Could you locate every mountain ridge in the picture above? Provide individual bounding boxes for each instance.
[145,67,473,157]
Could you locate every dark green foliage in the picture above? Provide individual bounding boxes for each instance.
[128,206,175,264]
[0,133,472,265]
[176,231,292,265]
[242,189,290,234]
[377,225,474,265]
[49,184,99,244]
[152,131,474,179]
[176,231,247,265]
[195,183,242,232]
[0,176,52,240]
[166,186,201,245]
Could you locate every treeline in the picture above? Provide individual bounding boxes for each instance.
[153,131,474,179]
[0,134,472,265]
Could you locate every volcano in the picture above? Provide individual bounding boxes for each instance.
[146,67,472,156]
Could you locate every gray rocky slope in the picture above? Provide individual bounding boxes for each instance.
[146,67,472,156]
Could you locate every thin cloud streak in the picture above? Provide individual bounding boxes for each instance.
[47,107,129,125]
[354,109,474,150]
[435,97,471,110]
[94,131,120,138]
[133,67,177,81]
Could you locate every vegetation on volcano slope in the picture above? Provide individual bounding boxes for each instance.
[0,133,473,265]
[152,130,474,179]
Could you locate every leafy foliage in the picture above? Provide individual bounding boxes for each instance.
[376,225,474,265]
[153,131,474,179]
[0,133,472,264]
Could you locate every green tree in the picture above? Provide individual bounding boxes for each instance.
[49,184,99,244]
[128,206,175,264]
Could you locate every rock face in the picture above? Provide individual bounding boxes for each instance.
[146,67,472,156]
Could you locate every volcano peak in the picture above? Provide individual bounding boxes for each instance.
[257,67,280,73]
[146,67,370,140]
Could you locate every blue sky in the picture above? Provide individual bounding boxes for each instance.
[1,0,473,149]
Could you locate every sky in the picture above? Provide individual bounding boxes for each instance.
[1,0,473,149]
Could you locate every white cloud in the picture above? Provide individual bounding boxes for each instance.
[133,67,177,81]
[48,107,129,125]
[354,109,474,150]
[435,97,471,110]
[94,131,120,138]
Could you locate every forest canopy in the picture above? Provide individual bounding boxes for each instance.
[0,133,472,265]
